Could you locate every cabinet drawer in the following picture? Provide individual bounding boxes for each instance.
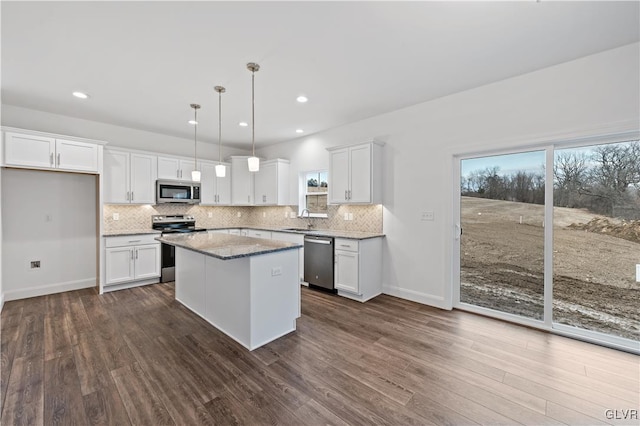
[105,234,159,248]
[335,238,358,252]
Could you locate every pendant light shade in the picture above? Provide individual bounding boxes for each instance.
[214,86,227,178]
[247,62,260,172]
[190,103,201,182]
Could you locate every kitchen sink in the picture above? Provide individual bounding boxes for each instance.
[282,227,312,232]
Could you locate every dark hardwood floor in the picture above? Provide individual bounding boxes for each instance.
[1,283,638,425]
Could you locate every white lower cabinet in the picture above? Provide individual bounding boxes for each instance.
[105,234,160,289]
[335,249,359,293]
[334,237,383,302]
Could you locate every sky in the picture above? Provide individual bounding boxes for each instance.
[461,140,638,178]
[461,150,545,177]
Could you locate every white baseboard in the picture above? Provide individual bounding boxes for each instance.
[4,278,96,301]
[382,284,451,310]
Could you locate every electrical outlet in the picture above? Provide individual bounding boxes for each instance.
[348,213,354,221]
[113,213,119,221]
[285,211,289,218]
[30,260,41,269]
[263,212,266,218]
[45,214,53,222]
[208,212,213,218]
[344,213,349,220]
[636,264,640,282]
[291,212,297,219]
[271,266,282,276]
[420,211,434,221]
[237,212,242,218]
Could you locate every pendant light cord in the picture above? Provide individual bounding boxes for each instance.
[218,90,222,162]
[194,107,198,169]
[251,70,255,157]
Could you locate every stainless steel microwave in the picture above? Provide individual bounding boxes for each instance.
[156,179,201,204]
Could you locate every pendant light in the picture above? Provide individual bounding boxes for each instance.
[214,86,226,177]
[247,62,260,172]
[190,103,201,182]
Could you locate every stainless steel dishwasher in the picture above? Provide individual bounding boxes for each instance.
[304,235,335,292]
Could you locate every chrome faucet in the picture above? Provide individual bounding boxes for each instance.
[300,208,313,229]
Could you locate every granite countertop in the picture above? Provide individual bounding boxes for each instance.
[156,232,302,260]
[103,229,161,237]
[207,226,385,240]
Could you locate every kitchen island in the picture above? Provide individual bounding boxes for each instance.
[156,232,302,350]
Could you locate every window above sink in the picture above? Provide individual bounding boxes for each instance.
[299,170,328,218]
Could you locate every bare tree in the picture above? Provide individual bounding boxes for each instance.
[554,151,589,207]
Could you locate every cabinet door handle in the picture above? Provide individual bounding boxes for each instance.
[126,191,130,201]
[135,249,138,259]
[131,191,134,201]
[57,153,61,166]
[345,190,348,200]
[128,240,141,243]
[348,190,352,200]
[131,249,134,260]
[50,153,54,166]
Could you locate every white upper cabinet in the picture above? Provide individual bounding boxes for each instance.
[200,161,231,205]
[254,159,290,206]
[157,156,196,180]
[230,156,254,205]
[104,148,157,204]
[328,140,383,204]
[4,131,100,173]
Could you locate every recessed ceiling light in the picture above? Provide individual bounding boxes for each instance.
[295,129,304,134]
[188,120,198,125]
[239,122,248,127]
[296,95,308,103]
[72,91,89,99]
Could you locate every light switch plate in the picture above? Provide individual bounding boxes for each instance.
[348,213,353,221]
[636,264,640,282]
[208,212,213,218]
[237,212,242,218]
[113,213,119,221]
[344,213,349,220]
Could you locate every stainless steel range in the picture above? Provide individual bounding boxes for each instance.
[152,214,207,282]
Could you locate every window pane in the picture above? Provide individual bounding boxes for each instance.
[460,150,546,320]
[553,140,640,341]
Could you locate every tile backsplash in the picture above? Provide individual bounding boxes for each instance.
[103,204,383,234]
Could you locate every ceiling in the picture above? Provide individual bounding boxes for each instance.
[2,2,639,150]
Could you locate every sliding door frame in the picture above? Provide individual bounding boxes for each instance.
[452,130,640,354]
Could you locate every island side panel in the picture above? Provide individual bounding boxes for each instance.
[249,249,299,350]
[175,247,206,316]
[204,255,252,349]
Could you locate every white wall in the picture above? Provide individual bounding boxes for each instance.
[258,43,640,308]
[2,168,97,300]
[0,105,249,159]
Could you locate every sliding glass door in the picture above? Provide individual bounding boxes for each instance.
[455,138,639,351]
[553,141,640,342]
[459,150,546,321]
